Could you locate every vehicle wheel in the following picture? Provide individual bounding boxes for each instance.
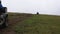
[0,16,8,29]
[2,17,8,28]
[0,17,4,28]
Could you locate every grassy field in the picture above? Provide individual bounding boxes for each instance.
[13,14,60,34]
[0,13,32,34]
[1,13,60,34]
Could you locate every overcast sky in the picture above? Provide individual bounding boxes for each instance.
[1,0,60,15]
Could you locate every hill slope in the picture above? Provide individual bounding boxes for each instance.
[0,13,60,34]
[14,14,60,34]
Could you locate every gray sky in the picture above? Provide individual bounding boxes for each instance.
[1,0,60,15]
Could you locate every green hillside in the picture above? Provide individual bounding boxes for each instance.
[13,14,60,34]
[1,13,60,34]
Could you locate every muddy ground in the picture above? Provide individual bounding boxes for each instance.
[0,13,32,34]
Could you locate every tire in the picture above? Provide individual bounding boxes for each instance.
[0,17,8,29]
[0,7,8,29]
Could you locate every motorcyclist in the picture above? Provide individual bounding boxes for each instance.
[0,0,8,28]
[0,0,3,15]
[0,0,3,9]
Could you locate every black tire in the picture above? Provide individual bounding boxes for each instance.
[0,7,8,29]
[0,16,8,29]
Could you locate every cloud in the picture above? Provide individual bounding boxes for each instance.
[1,0,60,15]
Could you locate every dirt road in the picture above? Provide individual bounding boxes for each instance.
[0,13,32,34]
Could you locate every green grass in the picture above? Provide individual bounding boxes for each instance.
[14,14,60,34]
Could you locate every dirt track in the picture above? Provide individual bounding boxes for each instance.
[0,13,32,34]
